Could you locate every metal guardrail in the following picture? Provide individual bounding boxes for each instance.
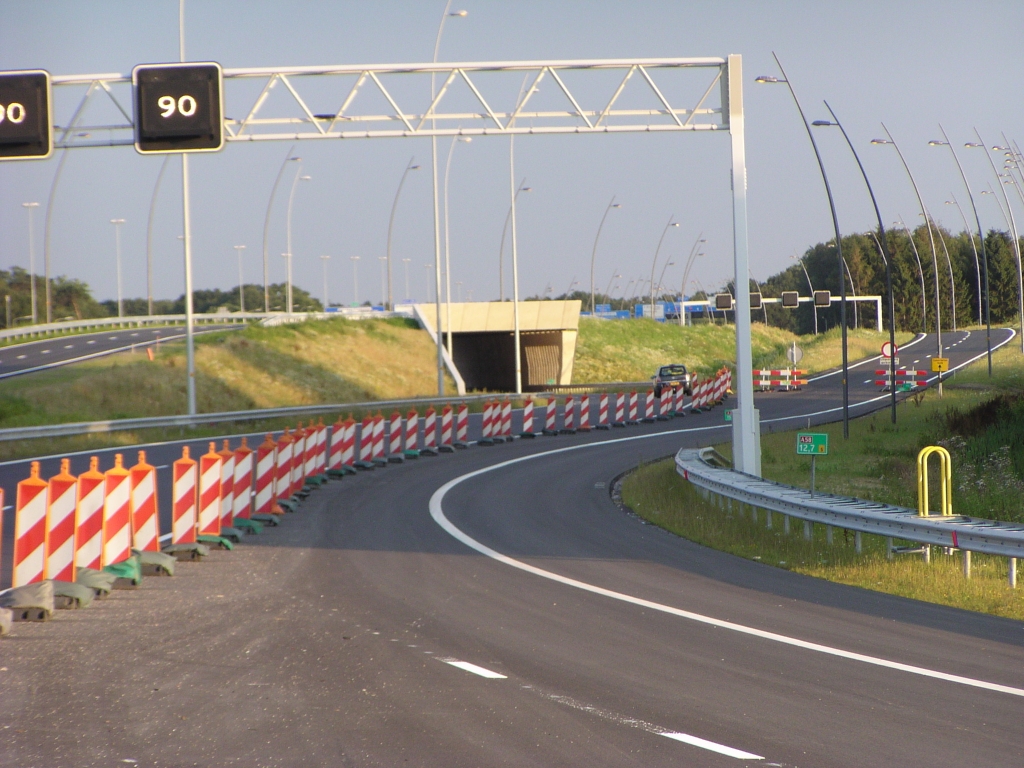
[676,447,1024,558]
[544,381,650,394]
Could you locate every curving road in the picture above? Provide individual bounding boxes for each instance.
[0,329,1020,767]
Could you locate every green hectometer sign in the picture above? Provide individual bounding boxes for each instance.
[796,432,828,455]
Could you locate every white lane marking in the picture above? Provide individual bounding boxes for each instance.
[108,336,118,340]
[41,349,50,354]
[130,332,139,337]
[440,658,507,679]
[87,340,96,344]
[64,344,73,349]
[807,333,927,382]
[662,731,764,760]
[16,354,25,359]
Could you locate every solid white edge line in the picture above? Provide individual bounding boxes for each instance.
[442,659,508,679]
[661,731,764,760]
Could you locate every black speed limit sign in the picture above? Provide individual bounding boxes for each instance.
[0,70,52,161]
[132,62,223,154]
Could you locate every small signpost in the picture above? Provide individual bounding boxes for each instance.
[881,341,898,359]
[787,342,803,365]
[931,357,949,373]
[724,409,733,422]
[797,432,828,496]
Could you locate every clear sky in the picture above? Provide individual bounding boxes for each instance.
[1,1,1022,308]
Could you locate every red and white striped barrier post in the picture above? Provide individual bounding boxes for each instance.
[356,416,374,468]
[714,370,727,403]
[643,390,656,422]
[562,396,576,434]
[479,400,495,445]
[288,425,304,496]
[316,419,328,474]
[13,462,48,587]
[520,399,536,437]
[233,438,255,522]
[875,368,927,390]
[425,405,442,455]
[218,440,237,533]
[543,398,558,435]
[46,459,77,583]
[596,393,611,430]
[305,422,318,478]
[342,415,357,469]
[328,416,344,472]
[405,409,420,458]
[614,392,625,427]
[75,457,105,571]
[658,387,672,420]
[501,398,513,440]
[276,429,295,497]
[172,447,198,545]
[198,443,223,538]
[130,451,161,553]
[254,435,279,518]
[103,454,132,567]
[455,403,469,448]
[388,410,405,462]
[372,412,386,465]
[579,395,591,431]
[627,390,639,424]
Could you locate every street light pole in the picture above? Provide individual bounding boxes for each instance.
[320,254,330,308]
[146,155,171,318]
[499,180,531,301]
[350,255,360,306]
[944,197,983,324]
[22,202,39,324]
[756,54,850,437]
[401,258,411,301]
[443,135,471,355]
[109,218,125,318]
[262,147,299,313]
[285,170,311,315]
[791,255,819,335]
[589,196,621,313]
[378,256,387,307]
[678,234,706,326]
[649,217,679,319]
[386,157,419,311]
[895,217,929,331]
[234,245,246,312]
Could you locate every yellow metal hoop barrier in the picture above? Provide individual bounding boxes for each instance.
[917,446,953,517]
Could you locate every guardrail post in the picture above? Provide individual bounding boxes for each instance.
[1010,557,1017,588]
[962,550,971,579]
[825,525,833,545]
[886,537,894,560]
[855,531,862,554]
[783,514,790,534]
[765,509,772,529]
[803,521,812,541]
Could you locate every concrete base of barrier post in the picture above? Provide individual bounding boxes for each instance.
[0,581,54,621]
[51,580,96,609]
[162,542,211,561]
[136,549,177,576]
[76,567,117,597]
[197,534,235,551]
[0,607,10,636]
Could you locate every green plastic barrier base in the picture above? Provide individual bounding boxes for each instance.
[76,567,116,597]
[103,555,142,589]
[326,469,346,479]
[277,498,298,513]
[162,543,210,561]
[197,534,234,551]
[135,549,176,576]
[219,526,244,544]
[0,581,54,621]
[251,514,279,526]
[234,518,263,534]
[403,450,420,459]
[52,580,95,609]
[372,457,389,468]
[354,460,375,470]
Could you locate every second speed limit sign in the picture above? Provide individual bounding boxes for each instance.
[132,62,223,154]
[881,340,898,358]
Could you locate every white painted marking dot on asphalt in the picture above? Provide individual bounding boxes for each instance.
[661,732,764,760]
[108,336,117,340]
[441,659,507,679]
[16,354,25,359]
[87,340,96,344]
[130,332,139,337]
[41,349,50,354]
[64,344,73,349]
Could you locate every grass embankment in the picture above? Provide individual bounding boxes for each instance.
[573,317,912,382]
[622,344,1024,619]
[0,317,454,461]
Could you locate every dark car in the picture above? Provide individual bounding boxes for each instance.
[652,364,692,397]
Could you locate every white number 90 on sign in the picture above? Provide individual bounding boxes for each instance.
[0,102,26,124]
[157,94,197,118]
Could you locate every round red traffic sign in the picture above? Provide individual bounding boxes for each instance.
[881,341,897,357]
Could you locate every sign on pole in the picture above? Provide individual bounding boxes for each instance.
[881,341,898,358]
[796,432,828,455]
[0,70,52,160]
[132,62,224,154]
[931,357,949,373]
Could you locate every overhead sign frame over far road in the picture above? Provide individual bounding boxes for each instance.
[0,69,52,160]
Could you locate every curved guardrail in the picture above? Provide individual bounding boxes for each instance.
[675,447,1024,558]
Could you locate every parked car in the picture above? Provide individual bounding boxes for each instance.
[652,364,692,397]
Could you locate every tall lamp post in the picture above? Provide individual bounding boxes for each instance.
[146,155,172,317]
[349,255,360,306]
[678,234,706,325]
[377,257,387,307]
[943,197,983,324]
[872,126,944,396]
[443,135,472,354]
[319,254,330,309]
[22,202,39,324]
[262,148,299,313]
[401,258,411,301]
[386,157,420,310]
[284,171,311,315]
[589,196,622,313]
[791,254,818,335]
[109,218,125,318]
[499,180,532,300]
[233,245,246,312]
[649,217,679,319]
[967,133,1023,353]
[756,54,850,437]
[930,125,990,373]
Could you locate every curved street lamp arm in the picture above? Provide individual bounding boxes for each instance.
[590,195,618,313]
[262,143,297,313]
[387,156,417,310]
[649,216,676,318]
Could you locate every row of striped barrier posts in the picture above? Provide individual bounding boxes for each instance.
[753,368,808,392]
[874,368,927,391]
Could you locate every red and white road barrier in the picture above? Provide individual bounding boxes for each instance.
[455,403,469,446]
[522,399,535,435]
[614,392,625,426]
[643,390,655,422]
[434,405,446,448]
[172,447,198,545]
[276,429,294,497]
[674,386,686,415]
[501,399,512,439]
[103,454,132,567]
[342,416,356,468]
[714,370,728,403]
[753,368,806,391]
[406,409,419,453]
[628,391,639,423]
[233,438,254,520]
[13,462,47,587]
[130,451,160,553]
[563,396,576,433]
[46,459,77,582]
[198,443,222,536]
[292,425,308,491]
[372,412,385,462]
[358,416,373,464]
[328,417,344,471]
[305,423,319,477]
[579,395,591,431]
[218,441,236,531]
[544,398,558,434]
[481,400,494,441]
[659,388,672,419]
[255,435,278,516]
[875,369,928,389]
[316,419,328,473]
[75,457,105,570]
[389,410,404,458]
[596,394,610,429]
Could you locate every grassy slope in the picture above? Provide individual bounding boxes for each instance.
[573,317,912,382]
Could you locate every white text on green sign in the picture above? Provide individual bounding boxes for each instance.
[797,432,828,455]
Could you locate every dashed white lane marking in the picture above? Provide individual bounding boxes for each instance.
[64,344,73,349]
[440,658,507,679]
[87,340,96,344]
[16,354,25,359]
[41,349,50,354]
[662,732,764,760]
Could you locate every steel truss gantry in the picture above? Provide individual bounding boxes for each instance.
[41,54,760,474]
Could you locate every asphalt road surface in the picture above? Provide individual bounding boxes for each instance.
[0,324,239,379]
[0,328,1020,767]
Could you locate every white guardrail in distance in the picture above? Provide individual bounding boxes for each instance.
[676,447,1024,558]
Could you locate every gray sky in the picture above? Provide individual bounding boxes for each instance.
[1,1,1022,308]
